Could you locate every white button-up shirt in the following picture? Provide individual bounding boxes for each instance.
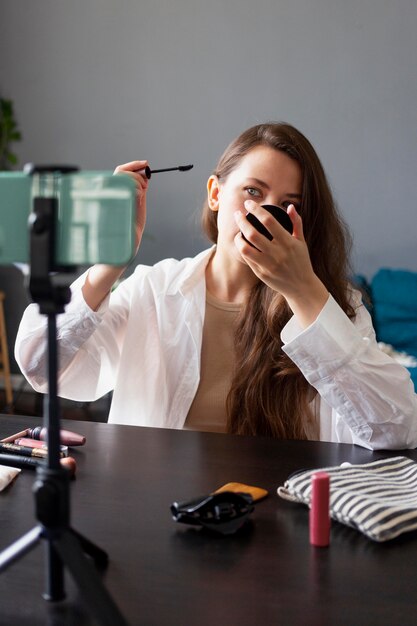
[15,247,417,450]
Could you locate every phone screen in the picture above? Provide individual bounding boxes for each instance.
[0,172,136,266]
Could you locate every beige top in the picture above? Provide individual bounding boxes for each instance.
[184,291,241,433]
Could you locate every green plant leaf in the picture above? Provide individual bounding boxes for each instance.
[0,96,22,170]
[0,100,13,116]
[6,152,18,165]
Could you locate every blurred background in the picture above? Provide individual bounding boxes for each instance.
[1,0,416,416]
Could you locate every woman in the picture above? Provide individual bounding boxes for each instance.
[15,122,417,449]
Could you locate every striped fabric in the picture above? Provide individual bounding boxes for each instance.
[277,456,417,542]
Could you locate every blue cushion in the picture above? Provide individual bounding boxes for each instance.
[408,367,417,392]
[371,268,417,358]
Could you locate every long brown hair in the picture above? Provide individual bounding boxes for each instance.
[202,122,354,439]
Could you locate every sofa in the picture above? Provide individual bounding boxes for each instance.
[355,268,417,391]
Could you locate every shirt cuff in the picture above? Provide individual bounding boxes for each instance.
[55,270,110,345]
[281,294,365,384]
[66,270,110,316]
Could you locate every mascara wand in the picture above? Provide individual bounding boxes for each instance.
[144,164,193,179]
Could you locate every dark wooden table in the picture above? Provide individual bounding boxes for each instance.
[0,414,416,626]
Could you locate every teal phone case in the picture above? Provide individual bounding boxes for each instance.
[0,172,136,266]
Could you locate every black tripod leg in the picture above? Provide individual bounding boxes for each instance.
[52,528,129,626]
[0,526,43,572]
[71,528,109,570]
[43,540,65,601]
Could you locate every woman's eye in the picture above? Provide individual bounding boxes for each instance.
[245,187,262,198]
[281,200,300,211]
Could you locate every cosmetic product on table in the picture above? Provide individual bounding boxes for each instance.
[0,442,59,459]
[0,452,77,477]
[14,438,69,456]
[309,472,331,547]
[1,426,86,446]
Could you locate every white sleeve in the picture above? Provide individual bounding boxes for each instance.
[14,270,130,402]
[281,292,417,450]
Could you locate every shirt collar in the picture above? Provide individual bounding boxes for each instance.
[166,246,215,296]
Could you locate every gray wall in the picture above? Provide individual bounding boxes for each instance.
[1,0,417,367]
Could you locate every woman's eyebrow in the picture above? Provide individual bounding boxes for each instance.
[246,177,270,189]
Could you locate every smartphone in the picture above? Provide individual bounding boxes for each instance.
[0,171,136,266]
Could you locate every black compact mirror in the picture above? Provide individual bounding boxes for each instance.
[245,204,293,241]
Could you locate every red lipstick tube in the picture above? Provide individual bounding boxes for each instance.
[309,472,330,547]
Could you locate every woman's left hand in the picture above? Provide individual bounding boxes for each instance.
[234,200,329,327]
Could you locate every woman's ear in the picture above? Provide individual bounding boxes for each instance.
[207,175,220,212]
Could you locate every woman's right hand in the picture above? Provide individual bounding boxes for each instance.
[114,160,149,251]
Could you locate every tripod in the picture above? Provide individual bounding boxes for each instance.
[0,192,129,626]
